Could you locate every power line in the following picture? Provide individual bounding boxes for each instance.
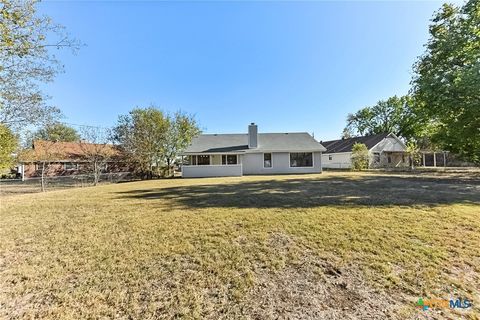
[59,121,111,130]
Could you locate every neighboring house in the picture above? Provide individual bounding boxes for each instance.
[321,133,408,169]
[182,123,326,177]
[17,140,129,179]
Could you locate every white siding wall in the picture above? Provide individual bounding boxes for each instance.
[322,152,352,169]
[242,152,322,175]
[370,137,406,153]
[322,138,409,169]
[182,165,242,178]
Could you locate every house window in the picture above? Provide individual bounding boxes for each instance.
[36,163,53,171]
[191,155,197,165]
[387,155,392,164]
[197,155,210,165]
[64,162,78,170]
[222,155,237,165]
[264,153,272,168]
[290,153,313,167]
[373,152,380,163]
[228,155,237,165]
[328,155,333,161]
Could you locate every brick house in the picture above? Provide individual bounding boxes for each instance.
[17,140,130,179]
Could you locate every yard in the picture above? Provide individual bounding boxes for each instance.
[1,171,479,319]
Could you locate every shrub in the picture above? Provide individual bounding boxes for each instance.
[406,141,421,170]
[351,143,369,170]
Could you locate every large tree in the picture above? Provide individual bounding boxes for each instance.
[0,123,17,169]
[163,111,201,176]
[112,107,169,178]
[0,0,78,129]
[412,0,480,163]
[344,95,431,146]
[112,107,200,178]
[34,123,80,142]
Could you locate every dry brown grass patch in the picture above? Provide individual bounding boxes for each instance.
[1,172,479,319]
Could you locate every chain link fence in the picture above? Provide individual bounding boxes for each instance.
[0,172,135,196]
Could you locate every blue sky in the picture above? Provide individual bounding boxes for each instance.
[40,0,447,140]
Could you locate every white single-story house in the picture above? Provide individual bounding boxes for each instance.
[181,123,326,178]
[321,133,408,169]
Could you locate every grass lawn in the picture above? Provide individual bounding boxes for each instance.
[1,172,479,319]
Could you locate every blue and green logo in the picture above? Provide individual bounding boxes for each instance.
[416,297,472,311]
[416,298,429,311]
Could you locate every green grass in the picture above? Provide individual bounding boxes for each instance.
[1,172,479,319]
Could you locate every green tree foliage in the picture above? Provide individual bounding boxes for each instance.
[351,143,369,171]
[0,123,17,169]
[34,123,80,142]
[344,95,431,146]
[412,0,480,164]
[406,141,421,170]
[163,111,201,176]
[113,107,200,178]
[112,107,168,178]
[341,127,353,139]
[0,0,79,129]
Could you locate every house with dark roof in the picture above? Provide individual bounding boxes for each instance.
[182,123,326,177]
[321,133,408,169]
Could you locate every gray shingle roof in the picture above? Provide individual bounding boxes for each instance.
[184,133,326,154]
[321,133,390,153]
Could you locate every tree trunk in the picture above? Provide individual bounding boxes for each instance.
[167,158,171,177]
[93,161,98,186]
[41,161,46,192]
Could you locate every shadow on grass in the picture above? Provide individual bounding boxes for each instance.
[115,174,480,208]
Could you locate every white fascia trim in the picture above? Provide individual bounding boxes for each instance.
[322,152,352,156]
[183,164,242,167]
[247,149,324,154]
[182,152,244,155]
